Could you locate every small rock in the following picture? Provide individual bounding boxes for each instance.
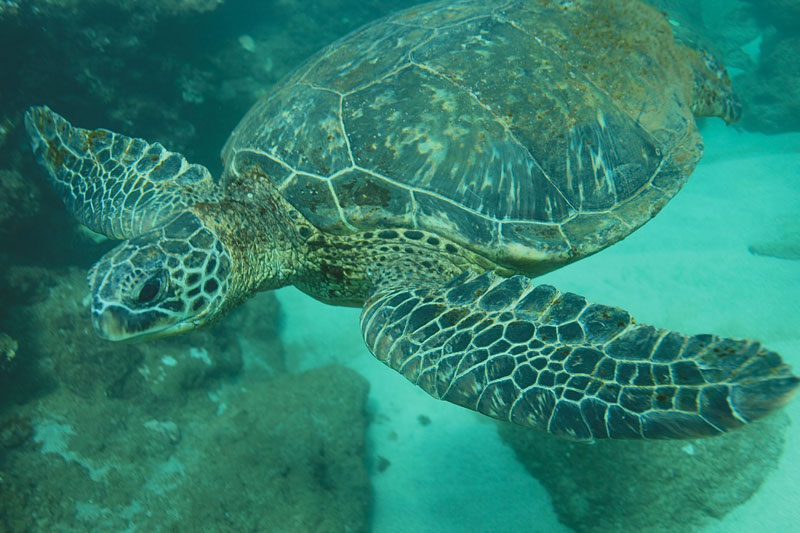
[144,419,182,445]
[376,456,391,473]
[238,34,256,53]
[0,333,17,363]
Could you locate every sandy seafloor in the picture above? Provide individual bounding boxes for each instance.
[275,120,800,532]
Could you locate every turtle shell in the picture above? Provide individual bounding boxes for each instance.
[223,0,704,273]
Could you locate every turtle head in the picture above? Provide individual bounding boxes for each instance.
[23,106,236,341]
[88,212,232,342]
[688,48,742,125]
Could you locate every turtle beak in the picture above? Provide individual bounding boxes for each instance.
[92,306,128,341]
[91,303,190,342]
[91,304,158,342]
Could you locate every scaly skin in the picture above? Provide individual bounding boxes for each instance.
[195,165,494,311]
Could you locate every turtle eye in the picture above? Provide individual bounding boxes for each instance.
[137,276,163,304]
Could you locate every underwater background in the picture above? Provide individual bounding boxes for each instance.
[0,0,798,531]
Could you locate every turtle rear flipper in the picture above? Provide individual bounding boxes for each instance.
[361,270,799,440]
[25,106,222,239]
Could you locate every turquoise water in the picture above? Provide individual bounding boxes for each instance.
[0,1,798,532]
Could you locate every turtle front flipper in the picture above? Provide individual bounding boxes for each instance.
[361,270,799,440]
[25,106,222,239]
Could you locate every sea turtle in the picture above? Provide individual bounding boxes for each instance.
[26,0,798,440]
